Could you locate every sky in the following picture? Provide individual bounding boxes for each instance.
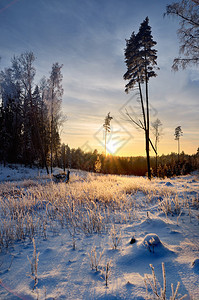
[0,0,198,156]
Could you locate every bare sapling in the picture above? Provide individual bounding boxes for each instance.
[110,226,121,250]
[174,195,181,215]
[27,238,40,291]
[188,203,192,223]
[102,260,111,287]
[68,223,77,250]
[88,247,104,271]
[176,210,182,226]
[144,263,187,300]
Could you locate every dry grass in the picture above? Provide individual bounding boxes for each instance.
[0,172,198,250]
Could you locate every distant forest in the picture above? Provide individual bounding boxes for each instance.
[58,146,199,178]
[2,141,199,178]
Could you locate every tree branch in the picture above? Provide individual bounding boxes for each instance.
[149,138,157,155]
[125,109,144,130]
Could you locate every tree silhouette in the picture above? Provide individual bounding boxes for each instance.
[124,17,158,179]
[103,112,113,157]
[151,118,163,176]
[47,63,63,174]
[174,126,183,162]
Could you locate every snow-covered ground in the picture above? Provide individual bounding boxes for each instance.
[0,165,198,299]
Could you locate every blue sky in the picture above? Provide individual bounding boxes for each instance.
[0,0,198,156]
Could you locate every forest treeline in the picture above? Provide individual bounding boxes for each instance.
[0,52,64,173]
[56,145,199,178]
[2,140,199,178]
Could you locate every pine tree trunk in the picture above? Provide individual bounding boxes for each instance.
[146,129,151,179]
[50,117,53,174]
[155,132,158,177]
[145,64,151,180]
[156,153,158,177]
[63,145,66,172]
[105,130,107,157]
[138,82,147,131]
[50,86,54,174]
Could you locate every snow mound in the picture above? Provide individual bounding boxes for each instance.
[137,217,173,231]
[143,233,161,246]
[192,258,199,271]
[118,233,175,271]
[141,233,172,256]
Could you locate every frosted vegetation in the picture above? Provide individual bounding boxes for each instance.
[0,166,198,299]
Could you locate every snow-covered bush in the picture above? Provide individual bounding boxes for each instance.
[144,263,187,300]
[88,247,104,271]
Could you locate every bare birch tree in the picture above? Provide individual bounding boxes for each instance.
[165,0,199,70]
[47,63,64,173]
[151,118,163,176]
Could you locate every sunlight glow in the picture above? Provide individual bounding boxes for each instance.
[106,140,118,155]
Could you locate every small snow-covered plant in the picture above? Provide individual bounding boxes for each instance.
[158,197,171,219]
[68,224,77,250]
[143,234,161,253]
[177,210,182,226]
[27,238,40,291]
[42,218,47,240]
[144,241,151,253]
[188,203,192,223]
[88,247,104,271]
[102,260,111,287]
[80,204,105,234]
[35,286,47,300]
[149,237,155,253]
[144,240,156,253]
[192,193,199,209]
[110,225,121,250]
[144,263,162,299]
[144,263,187,300]
[173,195,181,215]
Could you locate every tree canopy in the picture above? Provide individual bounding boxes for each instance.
[124,17,158,93]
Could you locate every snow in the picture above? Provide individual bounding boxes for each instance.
[0,165,198,299]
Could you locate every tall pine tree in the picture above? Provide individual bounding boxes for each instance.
[124,17,158,179]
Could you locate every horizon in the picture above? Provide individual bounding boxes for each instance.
[66,145,198,158]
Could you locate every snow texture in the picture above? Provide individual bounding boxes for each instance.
[0,165,198,299]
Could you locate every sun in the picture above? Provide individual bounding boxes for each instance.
[106,140,118,155]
